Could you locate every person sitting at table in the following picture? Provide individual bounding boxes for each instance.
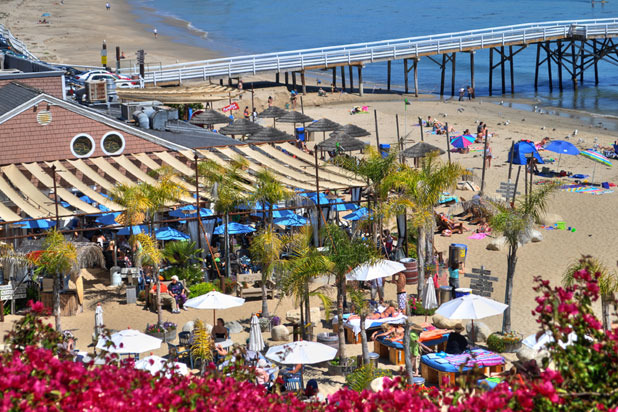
[168,275,189,311]
[445,323,469,354]
[212,318,229,342]
[280,363,302,378]
[148,279,180,313]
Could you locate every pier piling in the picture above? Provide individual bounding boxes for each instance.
[349,65,354,93]
[358,66,364,96]
[469,51,475,96]
[301,71,306,95]
[571,42,577,89]
[501,46,506,95]
[593,40,599,85]
[509,46,514,94]
[534,44,540,91]
[440,54,446,96]
[340,66,346,91]
[489,48,493,96]
[404,58,409,94]
[387,61,392,91]
[546,42,553,92]
[451,53,456,97]
[413,58,419,97]
[557,40,563,91]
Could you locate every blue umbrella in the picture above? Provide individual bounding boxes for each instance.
[97,203,111,212]
[343,207,370,221]
[117,225,148,236]
[154,227,190,241]
[60,201,71,208]
[508,141,544,165]
[41,12,50,17]
[330,198,359,212]
[544,140,579,168]
[169,206,213,219]
[95,212,121,226]
[252,209,296,219]
[273,214,308,227]
[214,222,255,235]
[80,195,95,204]
[15,219,56,229]
[300,192,330,205]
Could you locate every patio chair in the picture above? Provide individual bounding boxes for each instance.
[167,341,194,370]
[283,373,302,393]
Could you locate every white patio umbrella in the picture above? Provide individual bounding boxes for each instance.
[96,329,162,355]
[135,355,189,376]
[522,331,590,351]
[94,303,104,339]
[248,315,265,352]
[265,340,337,365]
[435,294,508,342]
[346,259,406,281]
[184,291,245,324]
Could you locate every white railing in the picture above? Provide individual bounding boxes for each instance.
[0,24,37,61]
[132,18,618,85]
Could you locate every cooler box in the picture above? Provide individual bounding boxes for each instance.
[295,127,305,141]
[455,288,471,298]
[449,243,468,265]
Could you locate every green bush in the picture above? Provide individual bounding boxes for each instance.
[409,297,436,316]
[345,364,392,392]
[487,332,522,353]
[189,282,220,298]
[163,265,204,286]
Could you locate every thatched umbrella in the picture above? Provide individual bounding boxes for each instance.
[402,142,445,158]
[246,127,295,143]
[305,118,341,141]
[219,118,263,138]
[258,106,287,127]
[336,124,371,138]
[277,110,314,132]
[190,109,230,128]
[317,131,366,152]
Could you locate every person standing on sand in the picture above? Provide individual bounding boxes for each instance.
[484,143,493,168]
[153,28,158,38]
[267,96,273,107]
[458,87,465,101]
[106,2,111,11]
[467,85,473,100]
[391,271,408,315]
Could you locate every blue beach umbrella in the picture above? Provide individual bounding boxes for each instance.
[450,134,475,149]
[343,207,370,221]
[154,227,190,241]
[300,192,330,205]
[117,225,148,236]
[169,206,213,219]
[252,209,296,219]
[214,222,255,235]
[80,195,95,204]
[95,212,121,226]
[273,214,308,227]
[330,198,359,212]
[544,140,579,168]
[15,219,56,229]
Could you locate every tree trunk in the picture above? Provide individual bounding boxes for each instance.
[261,277,270,318]
[502,244,518,334]
[155,261,162,325]
[299,296,305,340]
[360,313,369,365]
[336,277,347,364]
[424,221,434,277]
[601,294,611,331]
[53,271,62,332]
[223,212,230,291]
[416,226,426,302]
[403,318,414,383]
[304,283,311,339]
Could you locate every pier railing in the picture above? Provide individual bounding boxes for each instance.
[0,24,37,61]
[130,18,618,86]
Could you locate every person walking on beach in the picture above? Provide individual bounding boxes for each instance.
[467,85,473,100]
[484,143,493,168]
[106,2,111,11]
[243,106,250,119]
[153,27,158,38]
[458,87,465,101]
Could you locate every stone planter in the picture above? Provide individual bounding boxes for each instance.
[487,332,523,353]
[327,359,357,376]
[147,329,177,343]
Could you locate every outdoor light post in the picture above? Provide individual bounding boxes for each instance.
[51,165,59,227]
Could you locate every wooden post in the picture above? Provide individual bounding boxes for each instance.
[349,65,354,93]
[571,42,577,89]
[292,72,297,90]
[489,48,494,96]
[593,40,599,85]
[445,122,451,164]
[580,40,585,84]
[314,149,321,246]
[357,65,363,96]
[480,131,489,193]
[440,54,446,96]
[547,42,553,92]
[300,71,306,95]
[340,66,346,91]
[509,46,514,94]
[404,59,409,94]
[413,58,419,97]
[534,44,540,90]
[469,51,475,96]
[451,53,456,97]
[512,165,521,206]
[332,68,337,88]
[418,116,425,142]
[396,114,403,162]
[374,109,380,148]
[557,40,563,91]
[285,72,289,85]
[387,60,392,91]
[51,165,59,227]
[501,46,506,95]
[507,141,515,182]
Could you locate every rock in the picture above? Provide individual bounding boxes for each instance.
[271,325,290,341]
[486,236,508,251]
[516,345,549,364]
[204,323,213,334]
[529,229,543,243]
[182,321,195,333]
[432,314,463,330]
[538,213,563,226]
[370,376,391,392]
[226,320,243,334]
[466,321,492,342]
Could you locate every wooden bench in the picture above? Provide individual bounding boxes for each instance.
[235,273,275,299]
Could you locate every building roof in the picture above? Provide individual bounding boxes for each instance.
[0,82,42,116]
[146,121,244,148]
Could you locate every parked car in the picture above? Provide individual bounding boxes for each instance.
[75,70,138,88]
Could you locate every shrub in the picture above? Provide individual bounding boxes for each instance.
[409,296,436,316]
[189,282,219,298]
[345,364,392,392]
[487,332,522,353]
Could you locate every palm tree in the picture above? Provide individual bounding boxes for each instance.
[322,223,377,366]
[347,286,372,365]
[250,226,284,318]
[134,232,164,323]
[279,226,333,338]
[162,241,203,286]
[384,154,462,300]
[250,169,292,226]
[563,256,618,331]
[29,229,77,332]
[490,183,558,333]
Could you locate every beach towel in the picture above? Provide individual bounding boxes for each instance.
[467,233,489,240]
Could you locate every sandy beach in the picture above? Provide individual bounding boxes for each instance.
[2,0,618,397]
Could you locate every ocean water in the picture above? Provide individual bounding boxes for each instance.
[130,0,618,115]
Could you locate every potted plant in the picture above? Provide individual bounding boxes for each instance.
[487,331,523,353]
[409,296,436,316]
[145,321,177,342]
[327,357,357,376]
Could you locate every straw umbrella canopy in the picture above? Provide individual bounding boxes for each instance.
[277,111,314,131]
[305,118,341,141]
[317,130,366,152]
[258,106,287,126]
[336,124,371,138]
[190,109,231,128]
[402,142,445,158]
[246,127,295,143]
[219,118,262,138]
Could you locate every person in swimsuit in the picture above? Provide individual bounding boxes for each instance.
[211,318,228,342]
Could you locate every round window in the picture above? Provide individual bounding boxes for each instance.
[101,132,125,155]
[70,134,95,158]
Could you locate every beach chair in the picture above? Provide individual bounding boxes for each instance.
[283,373,302,393]
[167,341,193,370]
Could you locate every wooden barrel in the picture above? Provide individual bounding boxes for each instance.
[400,258,418,285]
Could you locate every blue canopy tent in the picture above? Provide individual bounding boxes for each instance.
[213,222,255,235]
[274,214,308,227]
[15,219,56,229]
[154,227,190,241]
[343,207,370,221]
[508,141,545,165]
[117,225,148,236]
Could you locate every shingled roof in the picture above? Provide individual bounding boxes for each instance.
[0,82,42,116]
